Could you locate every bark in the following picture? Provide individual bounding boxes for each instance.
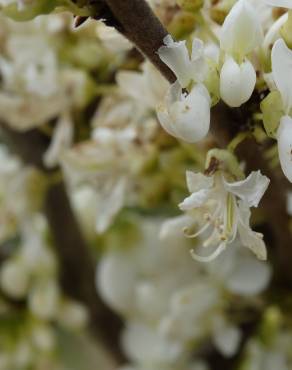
[0,123,125,365]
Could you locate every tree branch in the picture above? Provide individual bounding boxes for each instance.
[0,123,125,365]
[103,0,176,83]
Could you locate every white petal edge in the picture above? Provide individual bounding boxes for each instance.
[158,35,191,88]
[271,38,292,113]
[186,171,214,193]
[277,115,292,182]
[223,171,270,207]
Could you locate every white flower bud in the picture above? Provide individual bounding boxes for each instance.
[220,57,256,107]
[31,324,55,352]
[96,252,137,313]
[220,0,262,58]
[0,260,29,299]
[157,81,211,143]
[57,300,89,330]
[28,280,59,320]
[277,115,292,182]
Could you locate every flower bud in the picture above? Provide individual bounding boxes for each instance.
[277,115,292,182]
[28,280,59,320]
[220,0,262,59]
[157,81,211,143]
[57,300,89,330]
[220,56,256,107]
[0,260,29,299]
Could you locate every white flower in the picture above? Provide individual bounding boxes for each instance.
[0,259,30,299]
[57,300,88,330]
[117,61,169,110]
[28,279,60,320]
[97,250,138,313]
[205,243,271,296]
[220,56,256,107]
[212,317,242,357]
[219,0,262,107]
[31,324,55,352]
[96,23,132,53]
[43,112,73,168]
[178,170,270,262]
[158,35,208,88]
[271,38,292,114]
[277,115,292,182]
[220,0,263,59]
[122,322,182,365]
[157,81,211,143]
[271,39,292,181]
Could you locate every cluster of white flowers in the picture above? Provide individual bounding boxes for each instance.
[154,0,292,185]
[97,217,271,370]
[0,147,88,369]
[0,0,292,369]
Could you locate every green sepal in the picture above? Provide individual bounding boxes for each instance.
[260,91,284,139]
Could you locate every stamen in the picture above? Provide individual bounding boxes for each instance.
[183,221,211,238]
[190,242,226,263]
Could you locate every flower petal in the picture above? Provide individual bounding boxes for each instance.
[95,177,127,234]
[277,115,292,182]
[159,215,194,239]
[220,57,256,107]
[157,82,211,143]
[238,202,267,260]
[226,255,271,296]
[158,35,191,88]
[212,320,241,358]
[169,83,211,142]
[271,38,292,113]
[179,188,211,211]
[220,0,262,57]
[186,170,214,193]
[43,112,73,168]
[223,171,270,207]
[190,38,208,82]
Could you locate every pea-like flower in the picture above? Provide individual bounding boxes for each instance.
[158,35,208,88]
[157,81,211,143]
[219,56,256,108]
[271,38,292,182]
[219,0,262,107]
[157,35,211,143]
[169,170,270,262]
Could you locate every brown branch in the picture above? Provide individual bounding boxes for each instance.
[44,181,125,364]
[103,0,176,83]
[0,123,125,365]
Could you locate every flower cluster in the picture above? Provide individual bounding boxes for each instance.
[0,0,292,370]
